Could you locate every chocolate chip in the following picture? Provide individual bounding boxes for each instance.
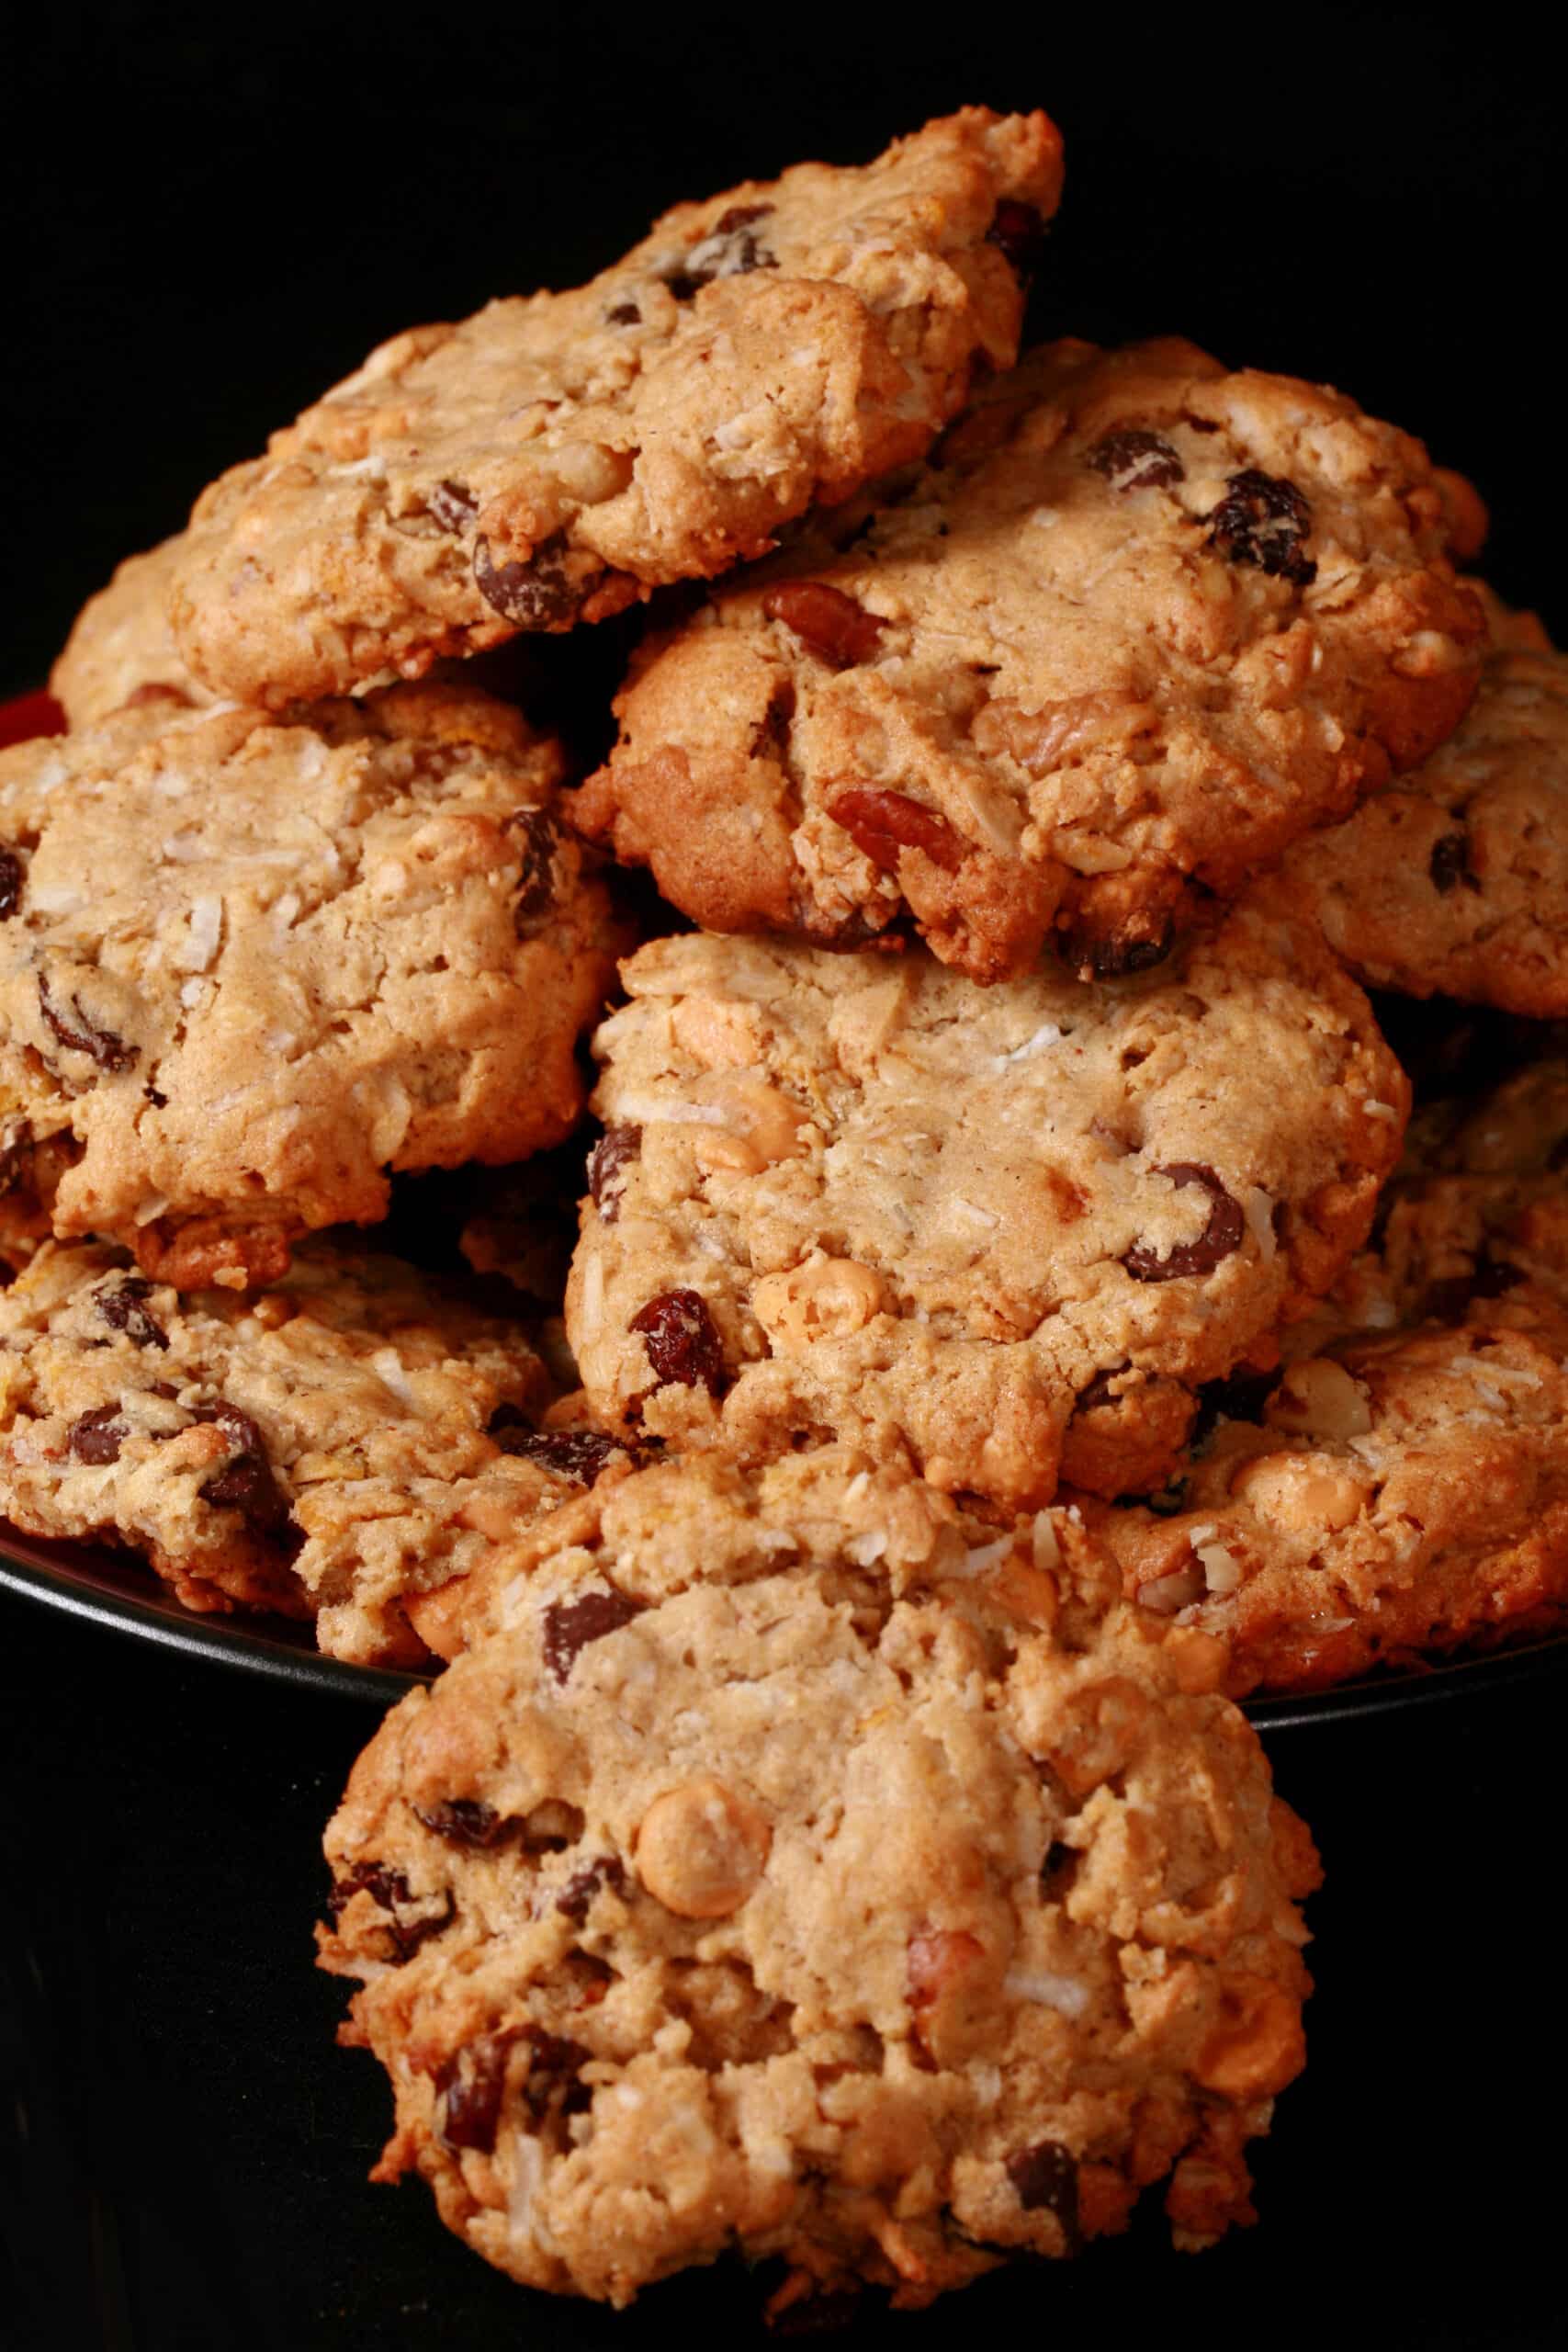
[1088,428,1185,492]
[665,202,777,298]
[435,2030,517,2154]
[763,582,886,670]
[1074,1365,1126,1415]
[96,1277,169,1351]
[985,199,1048,277]
[1205,469,1316,586]
[606,299,641,326]
[426,478,477,533]
[0,847,22,920]
[519,2025,592,2122]
[327,1861,455,1961]
[487,1412,627,1484]
[38,977,139,1073]
[588,1123,641,1223]
[415,1799,503,1847]
[555,1855,628,1923]
[1123,1163,1246,1283]
[511,808,559,930]
[828,787,965,875]
[69,1404,127,1464]
[542,1584,644,1683]
[1057,916,1174,981]
[473,531,584,628]
[1429,831,1482,895]
[1006,2139,1082,2251]
[630,1287,727,1394]
[193,1403,293,1537]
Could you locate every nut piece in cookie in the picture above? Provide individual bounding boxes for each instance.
[565,909,1408,1509]
[0,684,622,1287]
[320,1449,1318,2307]
[168,108,1064,707]
[576,337,1484,982]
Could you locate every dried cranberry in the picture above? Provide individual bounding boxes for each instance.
[1429,831,1481,895]
[37,977,139,1074]
[1088,429,1185,492]
[69,1404,127,1464]
[0,847,22,920]
[541,1584,644,1683]
[1005,2139,1082,2250]
[415,1799,503,1847]
[985,199,1048,277]
[511,808,559,929]
[763,582,886,670]
[588,1123,641,1223]
[473,531,584,628]
[488,1414,626,1484]
[556,1854,628,1923]
[96,1277,168,1351]
[193,1403,292,1537]
[630,1287,727,1394]
[828,788,965,875]
[436,2030,517,2153]
[426,479,477,533]
[1057,917,1174,980]
[1205,469,1316,586]
[1123,1163,1246,1283]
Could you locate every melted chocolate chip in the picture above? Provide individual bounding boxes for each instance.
[555,1854,628,1923]
[1429,831,1482,895]
[1123,1163,1246,1283]
[763,582,886,670]
[96,1277,169,1351]
[38,977,139,1073]
[985,199,1048,277]
[487,1412,626,1484]
[473,531,584,628]
[1006,2139,1082,2250]
[193,1404,292,1537]
[426,479,478,533]
[0,847,22,920]
[587,1123,641,1223]
[69,1404,127,1464]
[1088,428,1185,492]
[828,787,965,875]
[541,1584,643,1683]
[1205,469,1316,586]
[630,1287,727,1394]
[415,1799,503,1847]
[511,808,560,930]
[1057,917,1174,981]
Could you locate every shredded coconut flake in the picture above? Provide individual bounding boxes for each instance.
[995,1022,1064,1068]
[844,1529,889,1566]
[1004,1968,1090,2018]
[177,894,223,972]
[1197,1542,1243,1595]
[1362,1099,1400,1122]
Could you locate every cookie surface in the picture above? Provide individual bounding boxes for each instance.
[564,906,1407,1508]
[1098,1059,1568,1693]
[168,110,1062,708]
[0,684,619,1287]
[320,1449,1316,2307]
[575,337,1483,980]
[49,536,209,729]
[1284,600,1568,1013]
[0,1238,642,1663]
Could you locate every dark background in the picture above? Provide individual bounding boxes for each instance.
[3,6,1566,2347]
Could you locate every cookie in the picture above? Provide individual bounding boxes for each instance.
[1284,595,1568,1013]
[563,903,1408,1510]
[574,337,1484,981]
[1098,1060,1568,1693]
[49,536,209,729]
[167,110,1063,708]
[0,1237,642,1663]
[319,1448,1317,2308]
[0,683,620,1288]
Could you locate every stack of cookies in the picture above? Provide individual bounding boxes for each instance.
[4,105,1564,2312]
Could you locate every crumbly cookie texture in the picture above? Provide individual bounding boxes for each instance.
[574,336,1484,981]
[564,909,1407,1509]
[167,110,1063,709]
[319,1449,1317,2309]
[1097,1059,1568,1694]
[49,536,210,729]
[1284,595,1568,1013]
[0,684,621,1289]
[0,1238,644,1664]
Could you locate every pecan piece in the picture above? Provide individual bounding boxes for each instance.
[763,583,886,670]
[829,788,965,875]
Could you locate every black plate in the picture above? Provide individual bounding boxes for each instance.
[6,1518,1567,1728]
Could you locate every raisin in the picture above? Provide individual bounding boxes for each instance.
[556,1854,628,1923]
[1205,469,1316,586]
[1005,2139,1082,2251]
[828,788,965,875]
[542,1584,643,1683]
[1429,831,1482,895]
[473,531,584,628]
[763,582,886,670]
[0,847,22,920]
[38,977,139,1073]
[436,2030,517,2154]
[1057,917,1174,981]
[985,199,1048,277]
[69,1404,127,1464]
[665,202,777,298]
[511,808,559,929]
[630,1287,727,1394]
[326,1862,454,1961]
[605,299,641,326]
[1123,1163,1246,1283]
[193,1403,293,1537]
[488,1411,626,1484]
[1088,429,1185,492]
[415,1799,502,1847]
[96,1277,168,1351]
[426,479,477,533]
[520,2026,592,2121]
[587,1123,641,1223]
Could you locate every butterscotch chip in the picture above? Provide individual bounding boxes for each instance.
[575,336,1483,981]
[320,1448,1316,2306]
[565,905,1407,1509]
[167,110,1062,707]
